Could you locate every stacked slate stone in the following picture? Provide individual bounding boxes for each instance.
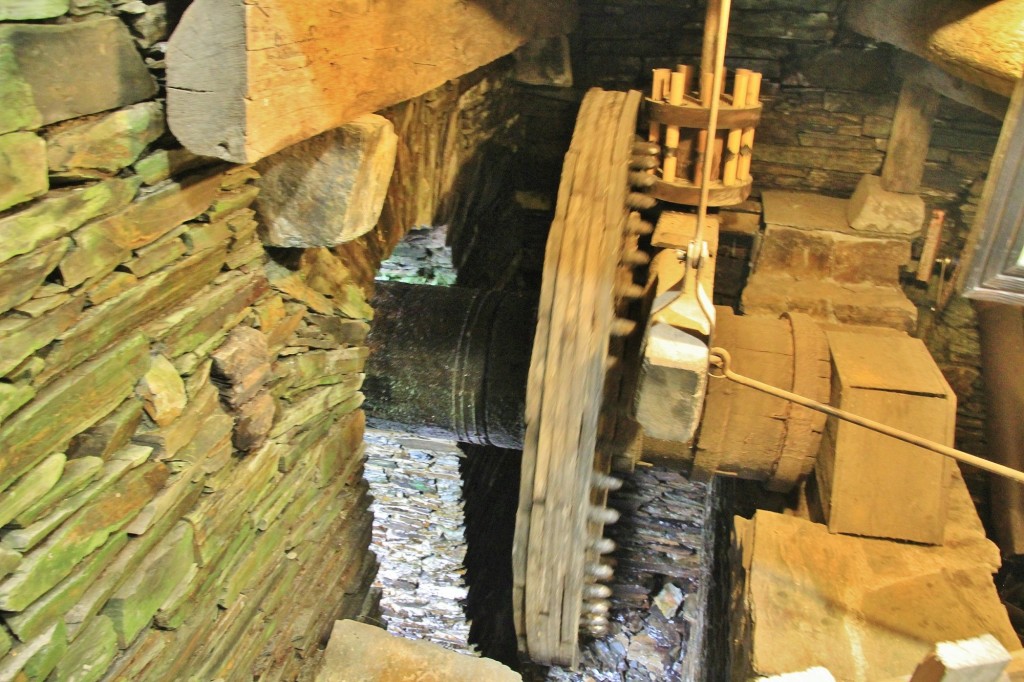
[363,430,475,653]
[545,467,710,682]
[0,4,379,680]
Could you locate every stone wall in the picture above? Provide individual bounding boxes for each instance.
[0,4,518,681]
[565,0,1003,459]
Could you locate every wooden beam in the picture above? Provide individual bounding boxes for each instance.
[845,0,1024,97]
[167,0,577,163]
[881,78,941,194]
[896,53,1010,121]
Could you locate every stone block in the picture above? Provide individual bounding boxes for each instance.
[133,146,213,186]
[635,322,709,447]
[742,273,917,333]
[317,619,521,682]
[0,0,69,20]
[211,326,271,407]
[761,190,850,233]
[831,234,909,285]
[52,614,117,682]
[0,131,47,211]
[66,398,143,460]
[233,391,275,452]
[0,621,65,681]
[755,225,833,280]
[2,531,124,642]
[60,169,223,286]
[104,522,195,647]
[0,453,65,528]
[818,331,956,544]
[256,115,398,247]
[731,488,1015,680]
[10,456,103,529]
[0,460,167,611]
[0,381,34,424]
[0,295,84,378]
[0,18,156,132]
[0,238,69,316]
[46,102,164,178]
[0,333,150,493]
[138,355,187,427]
[846,174,925,237]
[0,176,140,266]
[1,446,149,553]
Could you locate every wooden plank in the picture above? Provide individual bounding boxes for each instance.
[881,78,941,194]
[167,0,578,163]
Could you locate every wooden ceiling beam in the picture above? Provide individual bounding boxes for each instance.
[167,0,577,164]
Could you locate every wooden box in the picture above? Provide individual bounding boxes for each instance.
[816,331,956,544]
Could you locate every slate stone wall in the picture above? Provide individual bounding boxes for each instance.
[0,3,517,680]
[563,0,1002,459]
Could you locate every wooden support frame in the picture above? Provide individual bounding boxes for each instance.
[167,0,577,163]
[881,78,941,194]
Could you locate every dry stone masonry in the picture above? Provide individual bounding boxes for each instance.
[0,4,387,680]
[363,431,473,653]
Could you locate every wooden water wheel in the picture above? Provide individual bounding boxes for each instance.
[512,87,655,667]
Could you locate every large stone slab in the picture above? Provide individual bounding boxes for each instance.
[0,18,156,133]
[761,190,850,234]
[846,174,926,237]
[754,225,910,287]
[731,490,1016,680]
[255,115,397,247]
[0,131,47,211]
[742,273,918,333]
[317,619,521,681]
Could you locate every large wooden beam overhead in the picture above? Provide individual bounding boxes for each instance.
[167,0,577,163]
[845,0,1024,98]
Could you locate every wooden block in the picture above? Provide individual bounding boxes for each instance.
[817,331,956,544]
[166,0,576,163]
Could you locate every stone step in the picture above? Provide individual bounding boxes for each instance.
[757,189,915,287]
[741,273,917,333]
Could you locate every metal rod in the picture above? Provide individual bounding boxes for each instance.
[708,346,1024,486]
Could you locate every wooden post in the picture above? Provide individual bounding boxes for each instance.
[881,78,941,194]
[916,209,945,282]
[693,71,714,184]
[662,71,685,181]
[723,69,749,186]
[649,68,671,144]
[737,71,762,181]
